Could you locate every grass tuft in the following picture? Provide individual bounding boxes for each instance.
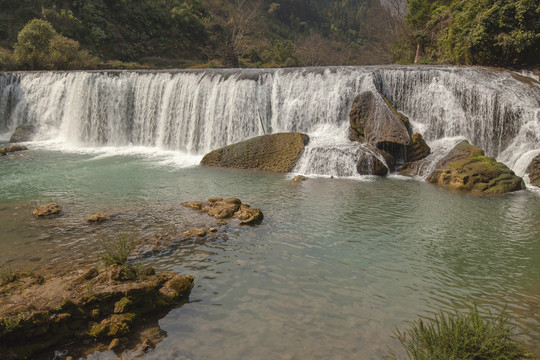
[98,234,139,267]
[387,306,535,360]
[0,263,17,284]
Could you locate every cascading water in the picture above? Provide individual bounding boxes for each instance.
[0,66,539,179]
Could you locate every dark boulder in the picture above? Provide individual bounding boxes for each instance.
[526,154,540,187]
[406,133,431,163]
[356,151,389,176]
[201,132,309,173]
[349,91,411,148]
[9,125,35,143]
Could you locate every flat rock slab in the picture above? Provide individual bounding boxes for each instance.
[201,132,309,173]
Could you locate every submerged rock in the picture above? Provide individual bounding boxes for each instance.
[201,132,309,173]
[526,154,540,187]
[32,204,62,217]
[87,213,109,223]
[0,144,28,156]
[0,266,194,359]
[293,175,307,182]
[182,197,263,226]
[426,141,525,195]
[9,125,35,143]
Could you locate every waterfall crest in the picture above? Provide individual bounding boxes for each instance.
[1,66,539,177]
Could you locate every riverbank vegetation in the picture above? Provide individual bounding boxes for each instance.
[1,0,538,70]
[388,306,536,360]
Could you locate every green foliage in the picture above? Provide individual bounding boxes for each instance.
[98,234,139,267]
[0,47,17,70]
[404,0,540,66]
[12,18,97,70]
[0,263,17,284]
[388,306,533,360]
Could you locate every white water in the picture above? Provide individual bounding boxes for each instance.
[1,66,539,178]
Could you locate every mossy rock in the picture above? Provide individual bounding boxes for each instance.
[201,132,309,173]
[427,141,525,195]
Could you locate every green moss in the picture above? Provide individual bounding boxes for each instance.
[114,297,132,314]
[428,141,525,195]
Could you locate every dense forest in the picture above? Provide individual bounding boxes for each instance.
[0,0,538,70]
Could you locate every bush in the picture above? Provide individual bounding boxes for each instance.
[98,234,139,267]
[388,306,535,360]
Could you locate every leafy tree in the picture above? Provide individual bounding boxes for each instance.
[13,19,97,70]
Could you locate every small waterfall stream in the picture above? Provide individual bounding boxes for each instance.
[1,66,539,178]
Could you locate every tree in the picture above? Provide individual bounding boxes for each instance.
[13,18,97,70]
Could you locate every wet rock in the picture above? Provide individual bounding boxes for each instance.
[356,151,388,176]
[406,133,431,163]
[201,132,309,173]
[183,197,263,226]
[349,91,411,148]
[32,204,62,217]
[526,153,540,187]
[140,338,155,352]
[182,228,208,237]
[0,144,28,156]
[293,175,307,182]
[236,204,264,225]
[87,213,109,223]
[107,337,128,351]
[9,125,35,143]
[426,140,525,195]
[0,267,194,359]
[399,158,430,177]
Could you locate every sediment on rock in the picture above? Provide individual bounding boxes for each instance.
[426,140,525,195]
[201,132,309,173]
[0,266,193,359]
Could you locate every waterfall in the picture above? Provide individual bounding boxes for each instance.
[1,66,539,177]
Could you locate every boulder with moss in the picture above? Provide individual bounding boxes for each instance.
[0,266,193,359]
[426,141,525,195]
[526,154,540,187]
[201,132,309,173]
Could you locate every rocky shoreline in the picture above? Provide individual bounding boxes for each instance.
[0,198,264,359]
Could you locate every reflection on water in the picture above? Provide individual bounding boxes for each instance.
[1,149,540,359]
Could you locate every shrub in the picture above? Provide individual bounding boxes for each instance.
[388,306,535,360]
[98,234,139,267]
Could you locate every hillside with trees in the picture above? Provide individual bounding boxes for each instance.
[0,0,538,70]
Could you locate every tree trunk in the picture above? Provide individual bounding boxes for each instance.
[414,43,422,64]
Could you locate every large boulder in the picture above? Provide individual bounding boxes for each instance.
[426,141,525,195]
[349,91,411,148]
[201,132,309,173]
[9,125,36,143]
[526,154,540,187]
